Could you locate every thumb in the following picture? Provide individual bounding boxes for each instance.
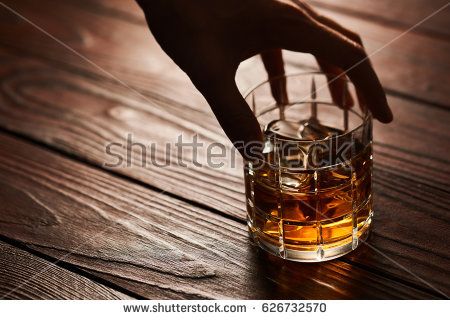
[191,71,264,161]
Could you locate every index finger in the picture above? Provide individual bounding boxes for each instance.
[276,16,393,123]
[312,28,393,123]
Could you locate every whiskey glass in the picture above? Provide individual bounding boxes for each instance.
[244,72,373,262]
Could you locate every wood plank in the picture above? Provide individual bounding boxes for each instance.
[78,0,450,39]
[0,48,242,217]
[0,241,131,299]
[0,0,449,108]
[0,0,191,99]
[237,16,450,110]
[0,0,449,297]
[1,47,448,209]
[0,133,438,299]
[309,0,450,39]
[0,47,449,297]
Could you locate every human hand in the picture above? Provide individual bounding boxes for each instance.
[136,0,392,157]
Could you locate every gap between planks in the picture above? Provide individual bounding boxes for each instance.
[0,128,445,299]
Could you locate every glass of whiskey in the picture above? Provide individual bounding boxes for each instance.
[244,72,373,262]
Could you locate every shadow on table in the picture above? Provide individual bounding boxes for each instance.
[246,236,376,299]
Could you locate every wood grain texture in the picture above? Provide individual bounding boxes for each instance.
[0,45,449,297]
[0,134,439,299]
[237,15,450,109]
[309,0,450,39]
[0,45,449,212]
[0,241,131,299]
[0,0,449,108]
[0,0,449,299]
[82,0,450,39]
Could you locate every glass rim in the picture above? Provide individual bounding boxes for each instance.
[244,71,372,143]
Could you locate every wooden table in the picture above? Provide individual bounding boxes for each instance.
[0,0,449,299]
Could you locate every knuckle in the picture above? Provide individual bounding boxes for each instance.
[315,13,326,21]
[351,46,367,61]
[349,32,363,45]
[338,44,367,69]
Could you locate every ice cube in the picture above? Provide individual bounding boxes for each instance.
[265,118,343,141]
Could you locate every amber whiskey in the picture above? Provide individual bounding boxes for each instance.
[245,123,373,261]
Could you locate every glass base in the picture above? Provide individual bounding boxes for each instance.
[249,214,372,262]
